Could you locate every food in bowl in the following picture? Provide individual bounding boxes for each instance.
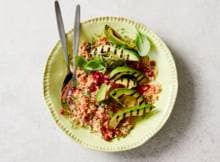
[60,25,161,141]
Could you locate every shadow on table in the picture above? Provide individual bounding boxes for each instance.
[107,43,196,159]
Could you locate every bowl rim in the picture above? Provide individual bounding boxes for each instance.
[43,16,178,152]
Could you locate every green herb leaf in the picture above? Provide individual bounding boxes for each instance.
[75,55,106,72]
[75,56,87,68]
[83,57,106,72]
[135,31,150,56]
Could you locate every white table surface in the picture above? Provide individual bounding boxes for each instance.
[0,0,220,162]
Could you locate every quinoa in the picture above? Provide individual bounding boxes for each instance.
[60,37,161,141]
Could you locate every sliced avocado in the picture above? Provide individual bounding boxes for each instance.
[109,104,155,129]
[91,44,139,61]
[115,77,137,88]
[110,88,145,107]
[96,83,110,102]
[109,66,147,84]
[104,25,137,50]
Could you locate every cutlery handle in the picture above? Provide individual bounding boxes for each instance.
[73,4,81,78]
[55,1,70,73]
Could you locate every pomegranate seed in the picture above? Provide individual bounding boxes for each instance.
[101,127,114,141]
[60,108,65,115]
[93,79,99,84]
[92,71,101,79]
[89,83,98,92]
[137,85,150,94]
[103,133,112,141]
[143,67,150,73]
[150,61,156,67]
[148,71,154,77]
[72,87,77,92]
[103,74,109,79]
[103,77,109,83]
[100,126,106,133]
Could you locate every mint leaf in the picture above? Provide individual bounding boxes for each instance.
[75,56,87,68]
[135,31,150,56]
[75,55,106,72]
[84,57,106,72]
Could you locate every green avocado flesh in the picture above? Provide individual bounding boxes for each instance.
[110,88,145,107]
[96,83,110,102]
[109,104,154,129]
[104,25,137,50]
[90,44,139,61]
[109,66,147,83]
[115,77,137,88]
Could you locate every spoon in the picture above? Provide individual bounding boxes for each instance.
[54,1,80,107]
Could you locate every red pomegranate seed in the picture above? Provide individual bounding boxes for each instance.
[72,87,77,92]
[103,133,112,141]
[100,126,106,133]
[148,71,154,77]
[103,74,109,79]
[89,83,98,92]
[103,78,109,84]
[150,61,156,67]
[60,108,65,115]
[137,85,150,94]
[101,127,114,141]
[143,67,150,73]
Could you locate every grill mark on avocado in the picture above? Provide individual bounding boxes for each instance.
[111,91,117,96]
[127,54,130,60]
[142,108,145,114]
[137,77,145,83]
[137,109,140,115]
[137,75,145,82]
[136,95,141,100]
[133,73,140,77]
[130,91,136,96]
[93,48,97,55]
[100,45,104,53]
[107,46,110,52]
[114,47,117,54]
[120,49,123,58]
[121,77,123,82]
[130,110,133,116]
[111,73,120,80]
[118,94,124,100]
[138,77,145,83]
[139,100,145,105]
[132,71,137,76]
[110,73,118,80]
[136,73,142,79]
[127,78,130,88]
[138,98,144,104]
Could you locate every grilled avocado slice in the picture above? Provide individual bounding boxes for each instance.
[115,77,137,88]
[90,44,139,61]
[110,88,145,107]
[104,25,137,50]
[96,83,110,102]
[109,104,154,129]
[109,66,147,84]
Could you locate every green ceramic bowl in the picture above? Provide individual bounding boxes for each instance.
[43,17,178,152]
